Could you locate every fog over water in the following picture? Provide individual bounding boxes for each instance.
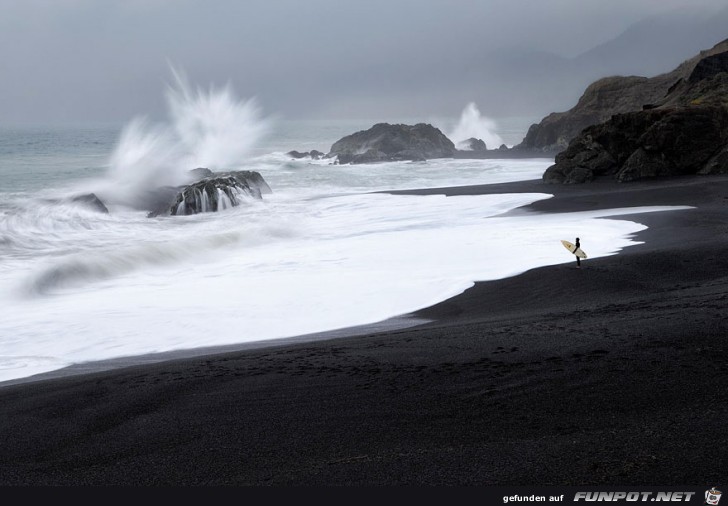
[0,0,726,125]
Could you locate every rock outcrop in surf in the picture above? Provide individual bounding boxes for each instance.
[542,39,728,183]
[147,170,272,217]
[459,138,488,151]
[70,193,109,213]
[287,150,325,160]
[326,123,455,164]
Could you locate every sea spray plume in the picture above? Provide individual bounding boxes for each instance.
[449,102,505,149]
[166,68,270,171]
[97,69,270,209]
[103,118,182,208]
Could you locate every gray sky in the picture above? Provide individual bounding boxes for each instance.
[0,0,726,125]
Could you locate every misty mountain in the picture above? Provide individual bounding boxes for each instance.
[0,1,726,124]
[573,6,728,78]
[466,6,728,118]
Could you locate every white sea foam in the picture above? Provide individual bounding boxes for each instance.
[0,179,690,382]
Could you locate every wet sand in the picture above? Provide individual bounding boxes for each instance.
[1,175,727,485]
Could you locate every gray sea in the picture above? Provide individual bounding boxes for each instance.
[0,98,672,383]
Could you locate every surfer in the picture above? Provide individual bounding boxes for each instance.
[575,237,581,268]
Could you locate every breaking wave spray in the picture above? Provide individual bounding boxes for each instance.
[97,68,271,208]
[448,102,505,150]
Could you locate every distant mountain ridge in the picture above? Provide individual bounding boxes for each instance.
[572,7,728,77]
[445,6,728,120]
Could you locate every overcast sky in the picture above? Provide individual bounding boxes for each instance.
[0,0,726,125]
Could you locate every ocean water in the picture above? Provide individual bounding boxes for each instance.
[0,85,689,383]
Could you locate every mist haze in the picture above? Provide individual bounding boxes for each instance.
[1,0,726,125]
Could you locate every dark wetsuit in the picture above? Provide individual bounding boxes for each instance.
[575,238,581,267]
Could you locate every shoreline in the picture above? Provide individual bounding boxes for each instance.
[1,174,727,484]
[0,315,430,388]
[1,175,698,388]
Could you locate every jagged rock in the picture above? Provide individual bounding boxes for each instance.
[543,106,728,183]
[688,50,728,82]
[70,193,109,213]
[287,150,325,160]
[235,170,271,195]
[498,144,509,151]
[520,39,728,152]
[458,138,487,151]
[148,170,272,217]
[700,146,728,175]
[391,149,427,162]
[327,123,455,164]
[344,149,389,164]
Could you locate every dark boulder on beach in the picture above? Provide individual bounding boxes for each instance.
[543,39,728,183]
[520,39,728,153]
[327,123,455,164]
[147,170,272,217]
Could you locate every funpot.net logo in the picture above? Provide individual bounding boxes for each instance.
[573,492,696,502]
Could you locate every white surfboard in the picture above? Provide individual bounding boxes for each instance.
[561,240,587,259]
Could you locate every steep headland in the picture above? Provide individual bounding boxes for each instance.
[541,39,728,183]
[518,39,728,155]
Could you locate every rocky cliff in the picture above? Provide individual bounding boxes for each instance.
[519,39,728,153]
[542,39,728,183]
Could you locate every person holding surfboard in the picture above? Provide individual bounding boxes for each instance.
[560,238,587,267]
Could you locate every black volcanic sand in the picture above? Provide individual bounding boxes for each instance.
[1,176,728,485]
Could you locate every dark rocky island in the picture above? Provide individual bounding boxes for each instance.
[325,123,455,164]
[309,123,547,165]
[542,38,728,183]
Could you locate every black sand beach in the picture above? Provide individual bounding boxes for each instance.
[1,175,727,485]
